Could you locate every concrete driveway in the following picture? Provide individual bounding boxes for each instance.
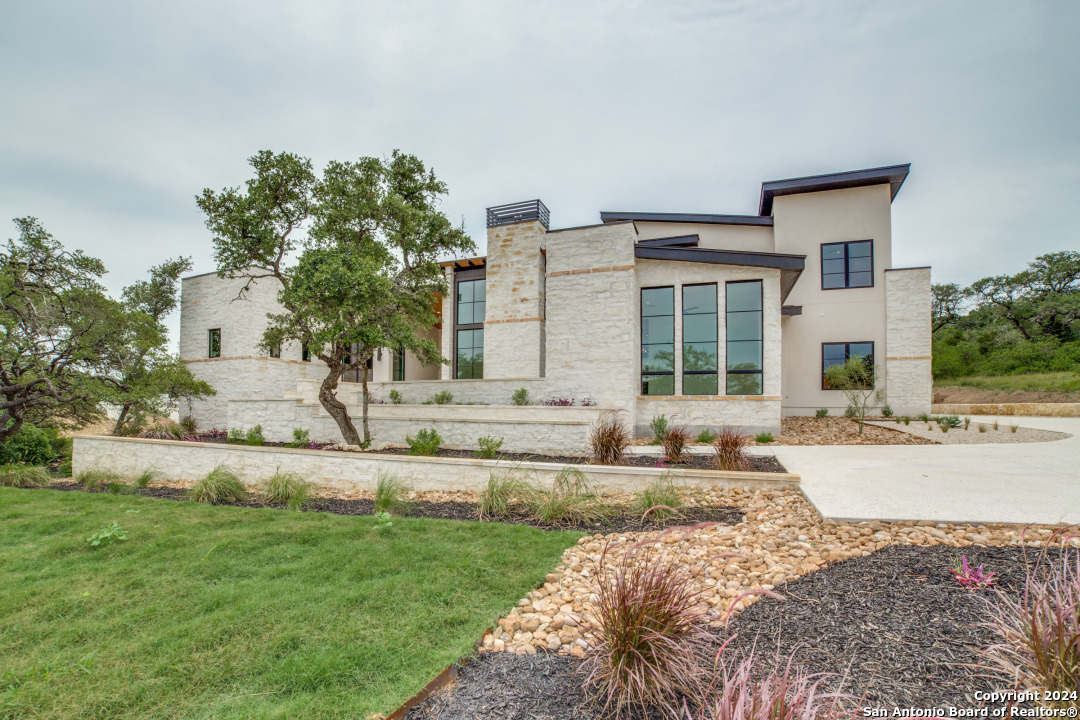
[766,415,1080,525]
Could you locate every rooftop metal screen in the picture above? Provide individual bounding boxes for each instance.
[486,200,550,229]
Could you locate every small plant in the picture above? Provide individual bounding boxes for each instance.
[244,425,265,446]
[260,470,310,510]
[581,398,597,407]
[713,427,750,471]
[527,467,607,525]
[843,405,857,418]
[374,472,411,515]
[815,408,829,419]
[424,390,453,405]
[992,419,1000,431]
[178,416,198,434]
[478,469,532,519]
[389,389,404,405]
[937,415,962,431]
[1010,424,1019,434]
[543,397,576,406]
[649,414,670,443]
[373,511,393,535]
[227,427,246,444]
[903,416,911,425]
[510,387,530,406]
[918,412,932,423]
[754,431,775,444]
[86,522,127,548]
[695,428,717,444]
[76,467,121,489]
[188,464,249,504]
[978,423,988,433]
[286,428,310,448]
[590,411,630,466]
[882,404,893,418]
[474,435,504,459]
[133,467,162,488]
[633,477,683,522]
[107,482,129,495]
[661,425,691,465]
[0,464,51,488]
[963,417,971,431]
[405,428,442,456]
[138,422,183,440]
[950,554,998,590]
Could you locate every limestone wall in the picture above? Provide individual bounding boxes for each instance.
[484,220,546,378]
[885,267,932,416]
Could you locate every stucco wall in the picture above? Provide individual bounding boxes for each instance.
[633,221,775,253]
[885,267,932,416]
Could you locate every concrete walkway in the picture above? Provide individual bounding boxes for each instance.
[768,415,1080,525]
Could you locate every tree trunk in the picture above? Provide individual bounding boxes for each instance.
[112,404,131,436]
[318,370,362,446]
[360,361,371,446]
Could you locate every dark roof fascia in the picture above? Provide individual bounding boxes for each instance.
[634,245,806,271]
[884,266,931,272]
[600,212,773,227]
[758,163,911,216]
[636,234,699,248]
[781,305,803,316]
[545,219,634,234]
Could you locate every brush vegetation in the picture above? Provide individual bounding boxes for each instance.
[187,464,249,504]
[260,470,311,510]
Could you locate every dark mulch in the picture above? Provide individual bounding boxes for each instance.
[36,482,742,533]
[405,545,1051,718]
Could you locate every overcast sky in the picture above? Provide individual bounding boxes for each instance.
[3,1,1078,323]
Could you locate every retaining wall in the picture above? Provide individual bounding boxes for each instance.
[931,402,1080,417]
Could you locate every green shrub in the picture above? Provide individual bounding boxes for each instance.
[634,477,683,521]
[649,414,669,443]
[815,408,829,419]
[424,391,453,405]
[882,404,894,418]
[373,511,393,535]
[0,464,51,488]
[527,467,608,525]
[918,413,932,423]
[188,465,249,504]
[510,388,530,406]
[937,415,962,429]
[843,405,857,418]
[0,423,56,466]
[374,472,411,515]
[286,428,310,448]
[133,467,162,488]
[478,469,533,519]
[389,389,404,405]
[405,428,442,456]
[978,424,988,433]
[963,417,971,431]
[244,425,265,446]
[227,428,246,444]
[474,436,504,459]
[86,522,127,548]
[179,416,199,434]
[260,470,310,510]
[754,432,774,444]
[76,467,121,489]
[695,428,717,444]
[138,422,183,440]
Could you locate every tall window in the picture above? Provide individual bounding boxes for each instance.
[301,344,311,362]
[725,281,762,395]
[208,328,221,358]
[455,275,485,379]
[393,345,405,381]
[269,345,281,359]
[822,342,874,389]
[682,284,717,395]
[821,240,873,289]
[641,286,675,395]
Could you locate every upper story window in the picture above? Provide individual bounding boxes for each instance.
[822,341,874,389]
[725,281,763,395]
[641,286,675,395]
[208,328,221,358]
[455,274,485,379]
[821,240,873,289]
[682,284,717,395]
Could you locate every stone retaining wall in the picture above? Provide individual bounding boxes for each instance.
[931,402,1080,417]
[72,436,800,494]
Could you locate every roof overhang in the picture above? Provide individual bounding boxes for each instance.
[758,163,910,216]
[601,211,773,227]
[438,256,486,269]
[634,245,806,301]
[636,234,700,247]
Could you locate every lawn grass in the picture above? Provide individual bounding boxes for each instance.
[939,371,1080,394]
[0,487,582,719]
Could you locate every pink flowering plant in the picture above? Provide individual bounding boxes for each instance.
[949,554,998,590]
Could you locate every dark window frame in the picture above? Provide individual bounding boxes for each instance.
[269,345,281,359]
[392,344,405,382]
[454,267,486,379]
[301,344,311,362]
[821,341,875,390]
[207,328,221,358]
[820,239,874,290]
[724,280,764,396]
[681,282,718,396]
[640,285,675,396]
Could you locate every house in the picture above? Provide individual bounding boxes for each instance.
[178,164,931,452]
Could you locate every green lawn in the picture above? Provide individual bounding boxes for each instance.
[0,488,581,719]
[939,371,1080,394]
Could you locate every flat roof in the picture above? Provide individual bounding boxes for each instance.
[438,256,486,269]
[600,212,773,227]
[758,163,910,216]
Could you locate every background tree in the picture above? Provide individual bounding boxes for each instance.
[199,150,474,446]
[931,282,969,332]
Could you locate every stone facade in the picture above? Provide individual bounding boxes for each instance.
[484,220,546,378]
[884,267,932,416]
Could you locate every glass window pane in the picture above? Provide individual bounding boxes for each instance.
[642,316,674,344]
[848,256,872,273]
[458,281,473,304]
[848,241,872,257]
[726,341,762,371]
[683,313,717,343]
[642,287,674,317]
[849,343,874,361]
[726,282,761,312]
[682,285,716,315]
[683,342,717,371]
[822,244,844,260]
[822,273,845,289]
[457,303,472,325]
[822,258,846,275]
[474,279,486,301]
[823,343,847,361]
[848,271,873,288]
[473,300,485,323]
[642,374,675,396]
[474,328,484,348]
[727,372,762,395]
[642,344,675,372]
[727,311,762,342]
[683,373,717,395]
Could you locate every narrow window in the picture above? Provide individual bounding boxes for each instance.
[455,274,485,379]
[822,342,875,389]
[301,344,311,362]
[641,286,675,395]
[269,345,281,359]
[208,328,221,358]
[682,283,717,395]
[821,240,873,289]
[725,281,763,395]
[393,345,405,381]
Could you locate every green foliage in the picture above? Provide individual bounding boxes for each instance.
[0,423,56,465]
[477,470,533,519]
[389,389,404,404]
[227,428,245,444]
[179,416,198,434]
[526,467,608,525]
[405,428,441,456]
[424,391,453,405]
[137,421,183,440]
[964,416,971,430]
[474,436,504,459]
[843,405,857,418]
[649,414,669,441]
[86,522,127,548]
[374,472,411,515]
[188,465,249,504]
[815,408,829,419]
[936,415,962,429]
[754,432,774,444]
[0,464,51,488]
[76,467,120,489]
[373,511,393,535]
[133,467,162,488]
[633,477,684,521]
[825,356,882,434]
[244,425,265,446]
[695,428,717,444]
[286,427,310,448]
[944,372,1080,394]
[882,404,893,418]
[918,413,932,423]
[510,387,530,406]
[260,471,310,510]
